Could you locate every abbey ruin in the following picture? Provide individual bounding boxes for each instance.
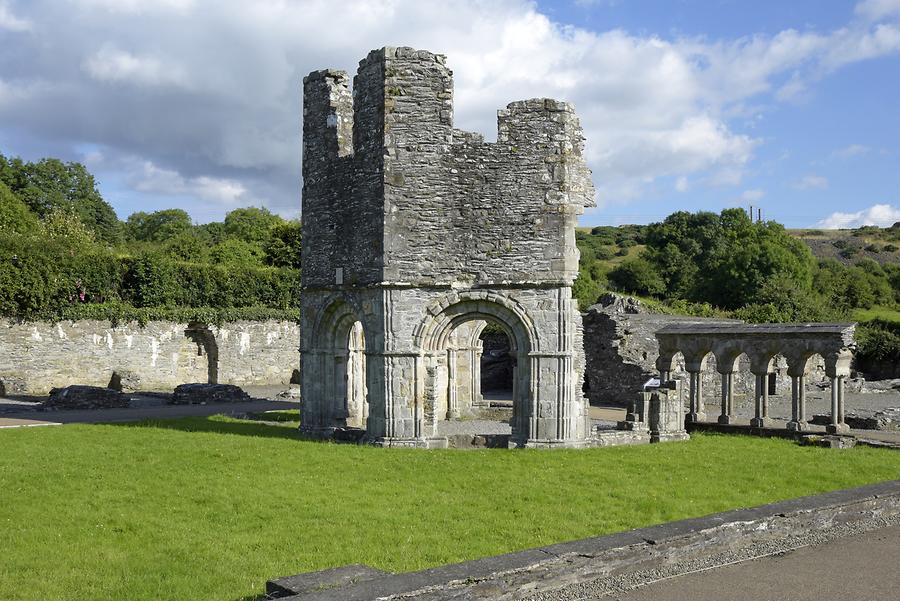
[299,47,595,447]
[297,47,862,448]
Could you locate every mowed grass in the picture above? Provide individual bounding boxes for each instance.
[1,417,898,601]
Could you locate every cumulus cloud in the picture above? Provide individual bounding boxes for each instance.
[793,175,829,190]
[856,0,900,21]
[83,46,191,88]
[740,189,765,201]
[132,160,247,205]
[0,1,30,31]
[817,203,900,228]
[0,0,898,219]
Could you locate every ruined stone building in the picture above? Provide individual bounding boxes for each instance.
[300,47,595,447]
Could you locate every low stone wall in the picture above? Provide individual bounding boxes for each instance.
[583,295,829,406]
[0,319,300,395]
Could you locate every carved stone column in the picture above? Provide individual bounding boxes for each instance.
[786,372,807,432]
[750,371,771,428]
[826,375,850,434]
[446,348,460,419]
[718,371,734,425]
[686,370,706,423]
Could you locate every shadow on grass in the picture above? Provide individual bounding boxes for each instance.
[109,415,302,441]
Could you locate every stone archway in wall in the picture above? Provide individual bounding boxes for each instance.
[305,297,370,432]
[415,296,538,446]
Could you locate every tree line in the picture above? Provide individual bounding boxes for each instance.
[0,153,301,323]
[1,151,898,364]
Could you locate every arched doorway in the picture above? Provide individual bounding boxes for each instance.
[301,298,370,434]
[415,297,537,446]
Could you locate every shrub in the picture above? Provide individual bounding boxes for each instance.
[855,320,900,361]
[608,258,665,297]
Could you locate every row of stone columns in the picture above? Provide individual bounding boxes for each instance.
[679,367,848,433]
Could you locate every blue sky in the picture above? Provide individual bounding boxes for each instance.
[0,0,898,228]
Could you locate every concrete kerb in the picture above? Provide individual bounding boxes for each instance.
[268,479,900,600]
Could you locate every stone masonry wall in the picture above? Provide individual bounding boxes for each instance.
[583,295,828,406]
[0,319,300,395]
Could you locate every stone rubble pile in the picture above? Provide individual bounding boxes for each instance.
[44,385,128,409]
[170,383,251,405]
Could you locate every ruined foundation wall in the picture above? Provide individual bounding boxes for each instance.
[0,319,299,395]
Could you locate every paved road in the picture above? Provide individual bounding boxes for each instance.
[600,525,900,601]
[0,399,299,428]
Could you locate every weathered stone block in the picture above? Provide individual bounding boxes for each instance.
[169,383,251,405]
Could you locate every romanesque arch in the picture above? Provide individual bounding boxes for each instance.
[414,293,538,446]
[302,295,370,434]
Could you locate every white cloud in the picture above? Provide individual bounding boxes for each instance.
[70,0,196,14]
[0,1,30,31]
[675,176,688,192]
[817,203,900,228]
[83,46,189,88]
[794,175,829,190]
[856,0,900,21]
[833,144,871,158]
[132,160,247,205]
[741,189,765,201]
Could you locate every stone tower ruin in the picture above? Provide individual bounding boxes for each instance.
[300,47,595,447]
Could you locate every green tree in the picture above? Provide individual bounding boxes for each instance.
[639,209,815,310]
[125,209,193,242]
[223,207,282,243]
[0,182,40,236]
[264,221,302,268]
[4,156,122,243]
[608,257,665,297]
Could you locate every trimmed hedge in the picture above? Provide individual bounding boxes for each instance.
[0,234,300,321]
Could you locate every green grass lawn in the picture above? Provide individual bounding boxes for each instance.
[1,417,898,601]
[853,305,900,324]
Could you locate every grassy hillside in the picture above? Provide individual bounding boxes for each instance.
[791,225,900,266]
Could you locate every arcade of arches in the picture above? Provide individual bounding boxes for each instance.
[655,323,857,434]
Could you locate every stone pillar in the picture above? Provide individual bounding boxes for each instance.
[718,371,734,425]
[826,375,850,434]
[750,371,771,428]
[686,370,706,423]
[300,350,327,434]
[648,383,689,443]
[787,373,807,432]
[446,348,459,419]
